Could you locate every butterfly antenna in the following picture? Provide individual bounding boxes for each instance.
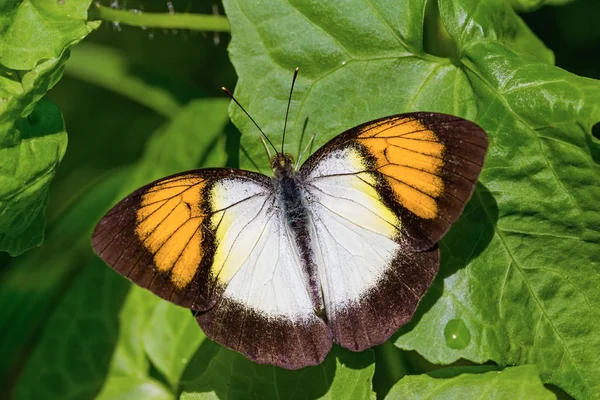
[281,67,300,154]
[221,87,278,155]
[295,133,316,169]
[260,135,273,159]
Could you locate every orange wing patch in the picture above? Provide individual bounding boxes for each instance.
[357,118,445,219]
[135,175,207,289]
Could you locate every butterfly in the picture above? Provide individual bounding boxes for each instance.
[92,68,488,370]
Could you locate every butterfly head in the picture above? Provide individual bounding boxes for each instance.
[271,153,295,177]
[221,67,302,180]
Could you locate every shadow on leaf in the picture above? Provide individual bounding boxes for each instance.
[224,121,242,168]
[179,341,375,399]
[586,121,600,164]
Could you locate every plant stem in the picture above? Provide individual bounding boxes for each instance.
[89,2,231,32]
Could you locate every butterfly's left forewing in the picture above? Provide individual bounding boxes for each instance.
[92,170,270,309]
[92,169,330,369]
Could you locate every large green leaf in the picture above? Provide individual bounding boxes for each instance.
[225,0,553,172]
[0,0,98,255]
[98,98,230,386]
[223,0,600,398]
[386,365,555,399]
[127,99,230,189]
[64,43,196,119]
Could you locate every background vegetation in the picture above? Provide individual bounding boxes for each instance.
[1,0,599,398]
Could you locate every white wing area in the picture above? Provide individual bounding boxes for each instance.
[197,177,332,369]
[222,211,316,320]
[209,178,315,320]
[304,147,401,310]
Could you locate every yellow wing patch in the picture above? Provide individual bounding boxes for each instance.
[135,176,207,289]
[357,118,445,219]
[209,208,239,283]
[208,181,272,284]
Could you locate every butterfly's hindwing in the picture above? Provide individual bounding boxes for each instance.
[196,175,330,369]
[196,199,330,369]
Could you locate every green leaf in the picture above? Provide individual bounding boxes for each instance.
[0,0,98,70]
[102,97,229,380]
[0,168,128,387]
[142,302,205,388]
[95,377,172,400]
[507,0,576,12]
[98,98,230,379]
[9,97,231,397]
[224,0,552,173]
[396,4,600,399]
[64,43,199,118]
[387,365,556,399]
[223,0,600,398]
[180,346,375,399]
[0,0,98,255]
[442,0,553,63]
[99,99,228,388]
[0,98,67,255]
[12,259,131,400]
[107,286,161,378]
[506,0,548,12]
[128,98,230,189]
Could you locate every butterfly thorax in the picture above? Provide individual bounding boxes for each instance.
[271,153,307,228]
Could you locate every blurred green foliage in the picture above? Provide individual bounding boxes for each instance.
[0,0,599,399]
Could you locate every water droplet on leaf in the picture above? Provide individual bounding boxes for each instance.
[444,319,470,350]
